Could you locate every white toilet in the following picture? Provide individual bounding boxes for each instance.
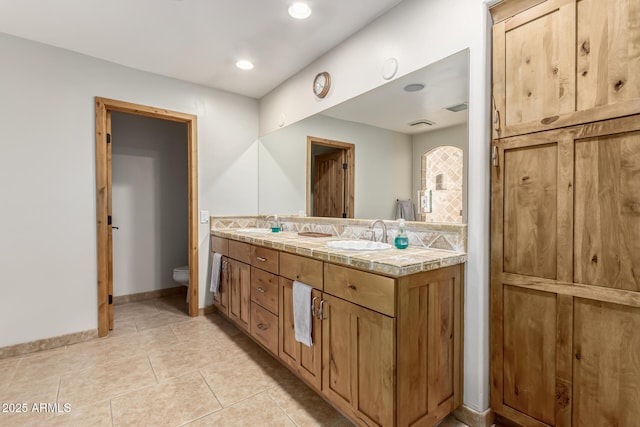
[173,265,189,301]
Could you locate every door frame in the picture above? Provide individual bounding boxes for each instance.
[95,97,199,337]
[306,136,354,218]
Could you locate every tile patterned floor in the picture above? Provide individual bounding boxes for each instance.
[0,295,468,426]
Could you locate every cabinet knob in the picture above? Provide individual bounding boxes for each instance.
[256,256,267,262]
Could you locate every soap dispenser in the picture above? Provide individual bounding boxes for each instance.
[271,215,281,233]
[394,219,409,249]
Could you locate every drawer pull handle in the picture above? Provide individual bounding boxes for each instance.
[256,256,267,262]
[311,296,318,317]
[348,284,357,291]
[257,287,266,293]
[257,323,268,331]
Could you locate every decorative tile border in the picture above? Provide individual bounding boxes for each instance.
[210,215,467,277]
[211,215,466,252]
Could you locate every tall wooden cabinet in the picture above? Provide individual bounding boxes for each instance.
[490,1,640,425]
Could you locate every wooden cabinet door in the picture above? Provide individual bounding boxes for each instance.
[573,299,640,426]
[492,0,640,139]
[396,265,464,427]
[491,129,574,427]
[228,259,251,331]
[212,256,230,317]
[278,277,322,390]
[573,125,640,291]
[321,294,395,427]
[491,115,640,426]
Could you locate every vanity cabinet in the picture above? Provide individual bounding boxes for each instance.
[210,235,464,427]
[491,0,640,140]
[227,258,251,332]
[278,252,324,390]
[211,237,229,316]
[212,257,230,316]
[321,293,395,427]
[250,266,279,355]
[279,278,323,390]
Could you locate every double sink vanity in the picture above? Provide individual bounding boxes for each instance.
[209,216,466,427]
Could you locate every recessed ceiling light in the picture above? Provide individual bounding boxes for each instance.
[404,83,425,92]
[288,2,312,19]
[235,60,254,70]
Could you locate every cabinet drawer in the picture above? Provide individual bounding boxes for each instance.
[280,252,323,290]
[251,267,278,315]
[229,240,251,263]
[251,245,279,274]
[251,302,278,355]
[211,236,228,256]
[324,263,396,317]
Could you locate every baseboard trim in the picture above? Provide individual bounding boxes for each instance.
[454,405,496,427]
[199,305,217,315]
[113,286,186,305]
[0,329,99,360]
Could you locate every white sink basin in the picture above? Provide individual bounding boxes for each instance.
[235,228,272,233]
[326,240,393,251]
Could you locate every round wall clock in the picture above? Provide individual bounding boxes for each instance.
[313,72,331,98]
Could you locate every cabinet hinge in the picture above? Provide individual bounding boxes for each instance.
[108,294,113,305]
[106,133,111,144]
[342,163,347,170]
[107,215,112,225]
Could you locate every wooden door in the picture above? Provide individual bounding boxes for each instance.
[212,256,229,317]
[228,259,251,331]
[491,0,640,139]
[278,278,322,390]
[313,150,344,217]
[321,294,395,427]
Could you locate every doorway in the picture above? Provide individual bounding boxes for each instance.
[95,97,199,337]
[306,136,354,218]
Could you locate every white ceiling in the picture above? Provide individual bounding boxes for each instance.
[322,50,469,135]
[0,0,404,99]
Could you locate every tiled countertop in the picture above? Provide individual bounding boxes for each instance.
[212,229,466,278]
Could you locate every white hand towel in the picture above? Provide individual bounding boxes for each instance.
[293,280,313,347]
[210,252,223,294]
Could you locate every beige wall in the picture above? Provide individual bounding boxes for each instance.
[0,32,259,347]
[258,114,412,219]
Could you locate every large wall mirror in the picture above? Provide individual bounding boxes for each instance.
[258,49,469,223]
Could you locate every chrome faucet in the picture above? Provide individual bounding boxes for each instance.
[369,219,388,243]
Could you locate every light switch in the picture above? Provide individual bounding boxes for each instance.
[200,210,209,224]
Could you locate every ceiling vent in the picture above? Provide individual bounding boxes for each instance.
[409,120,435,127]
[403,83,425,92]
[444,102,468,112]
